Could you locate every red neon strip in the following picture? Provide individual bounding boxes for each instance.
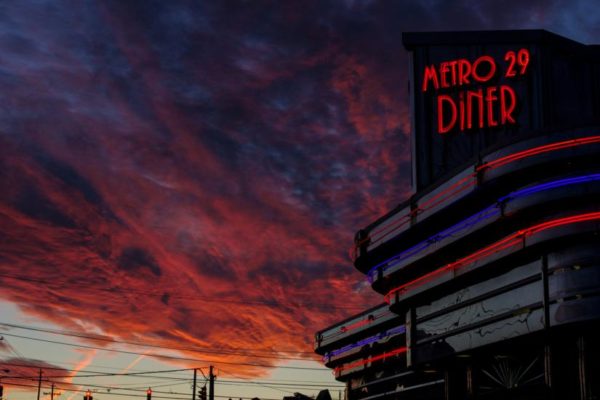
[352,177,476,260]
[417,174,477,211]
[383,237,522,304]
[336,309,393,334]
[526,212,600,235]
[352,135,600,261]
[384,211,600,303]
[340,318,371,333]
[368,174,477,240]
[322,309,394,340]
[334,346,407,374]
[476,136,600,171]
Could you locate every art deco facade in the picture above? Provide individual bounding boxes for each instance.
[315,30,600,400]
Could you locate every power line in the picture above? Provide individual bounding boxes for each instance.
[0,322,315,358]
[215,367,339,397]
[0,360,194,379]
[1,356,189,376]
[211,393,286,400]
[2,360,341,397]
[0,382,190,400]
[3,376,193,397]
[216,380,344,388]
[3,371,343,396]
[0,333,329,372]
[0,360,340,388]
[90,381,192,389]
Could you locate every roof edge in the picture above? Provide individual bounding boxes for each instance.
[402,29,589,50]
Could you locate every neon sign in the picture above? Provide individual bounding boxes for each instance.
[422,49,530,134]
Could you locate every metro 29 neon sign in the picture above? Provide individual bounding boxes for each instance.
[422,49,530,134]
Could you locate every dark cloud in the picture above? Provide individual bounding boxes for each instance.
[117,247,162,276]
[33,153,108,212]
[13,186,78,229]
[0,0,597,377]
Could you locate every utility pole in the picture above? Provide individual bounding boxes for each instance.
[192,369,197,400]
[36,369,42,400]
[0,368,9,400]
[43,383,60,400]
[208,366,215,400]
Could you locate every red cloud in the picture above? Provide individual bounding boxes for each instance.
[0,0,590,381]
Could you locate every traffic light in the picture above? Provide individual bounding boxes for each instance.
[0,383,4,399]
[199,386,207,400]
[147,388,152,400]
[84,390,93,400]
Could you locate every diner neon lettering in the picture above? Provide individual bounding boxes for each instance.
[422,49,529,134]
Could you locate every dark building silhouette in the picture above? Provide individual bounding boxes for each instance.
[315,390,332,400]
[282,393,311,400]
[315,30,600,400]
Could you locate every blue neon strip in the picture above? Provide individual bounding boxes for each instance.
[323,325,406,361]
[367,174,600,282]
[367,206,501,282]
[498,174,600,202]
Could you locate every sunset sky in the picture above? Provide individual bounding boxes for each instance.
[0,1,598,399]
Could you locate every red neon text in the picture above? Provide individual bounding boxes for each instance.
[437,86,516,133]
[422,56,497,92]
[422,49,530,134]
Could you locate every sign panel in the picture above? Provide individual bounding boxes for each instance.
[404,30,600,190]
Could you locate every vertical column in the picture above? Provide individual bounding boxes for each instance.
[444,365,467,400]
[541,255,550,331]
[577,336,590,400]
[542,255,554,399]
[444,370,451,400]
[466,364,474,399]
[544,343,554,399]
[405,308,414,368]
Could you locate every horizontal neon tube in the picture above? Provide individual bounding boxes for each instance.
[352,135,600,260]
[334,346,407,374]
[384,211,600,303]
[368,174,600,282]
[324,325,406,361]
[352,175,477,257]
[319,309,393,341]
[477,135,600,172]
[499,174,600,202]
[368,205,500,282]
[340,317,372,333]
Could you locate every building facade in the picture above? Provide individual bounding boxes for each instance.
[315,30,600,400]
